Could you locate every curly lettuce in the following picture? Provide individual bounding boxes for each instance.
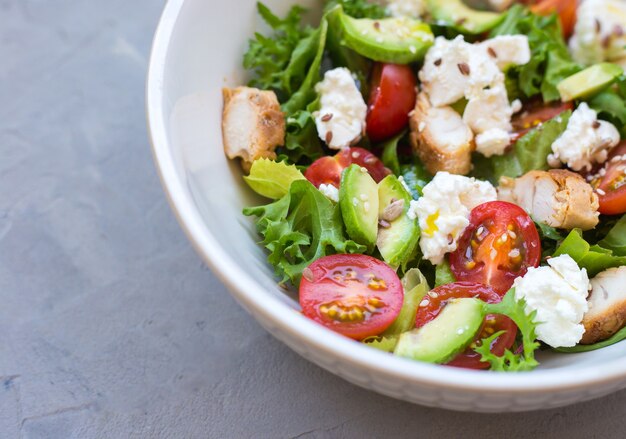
[476,290,540,372]
[490,5,580,102]
[243,180,365,285]
[599,215,626,257]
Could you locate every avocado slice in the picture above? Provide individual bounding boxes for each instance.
[558,63,624,102]
[426,0,503,35]
[394,298,484,364]
[339,165,380,251]
[377,175,420,270]
[339,10,434,64]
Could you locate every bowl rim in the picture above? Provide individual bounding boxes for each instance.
[146,0,626,396]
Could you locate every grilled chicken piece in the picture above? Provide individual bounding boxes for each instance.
[498,169,600,230]
[222,87,285,172]
[582,266,626,344]
[409,92,474,176]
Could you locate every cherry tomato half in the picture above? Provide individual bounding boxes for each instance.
[592,142,626,215]
[304,147,391,188]
[366,63,417,143]
[415,282,517,370]
[530,0,577,39]
[299,254,404,340]
[511,100,574,143]
[450,201,541,295]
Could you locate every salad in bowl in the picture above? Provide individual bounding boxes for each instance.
[221,0,626,372]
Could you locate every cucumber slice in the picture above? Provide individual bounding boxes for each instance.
[339,11,434,64]
[394,298,484,364]
[558,63,624,102]
[339,164,380,251]
[377,175,420,270]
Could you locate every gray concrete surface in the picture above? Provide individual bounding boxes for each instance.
[1,0,626,438]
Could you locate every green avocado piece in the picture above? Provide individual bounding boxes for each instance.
[426,0,503,35]
[377,175,420,270]
[557,63,624,102]
[394,298,484,364]
[339,164,380,251]
[339,10,434,64]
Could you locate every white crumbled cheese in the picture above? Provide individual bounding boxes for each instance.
[479,35,531,70]
[414,172,497,264]
[407,199,419,220]
[513,255,591,348]
[487,0,515,12]
[419,35,530,157]
[314,67,367,150]
[386,0,426,18]
[475,128,512,157]
[549,103,621,172]
[570,0,626,66]
[319,183,339,203]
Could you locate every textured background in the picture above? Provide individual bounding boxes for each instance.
[1,0,626,438]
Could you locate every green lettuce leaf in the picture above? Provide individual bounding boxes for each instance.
[281,19,329,114]
[435,260,456,287]
[399,164,430,199]
[555,326,626,353]
[381,132,405,176]
[477,289,540,372]
[472,111,571,183]
[599,215,626,257]
[280,110,325,164]
[554,229,626,277]
[243,179,366,285]
[536,222,566,258]
[324,0,387,19]
[243,159,306,199]
[244,3,313,100]
[589,76,626,137]
[490,5,580,102]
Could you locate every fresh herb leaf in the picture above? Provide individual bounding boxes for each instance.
[435,260,456,287]
[599,215,626,257]
[478,289,540,372]
[536,222,565,258]
[243,180,366,285]
[324,0,387,19]
[280,110,325,164]
[490,5,580,102]
[244,3,313,99]
[554,229,626,277]
[555,326,626,353]
[243,159,306,199]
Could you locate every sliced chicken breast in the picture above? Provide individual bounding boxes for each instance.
[582,266,626,344]
[498,169,600,230]
[222,87,285,172]
[409,92,474,175]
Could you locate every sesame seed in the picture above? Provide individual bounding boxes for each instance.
[352,197,359,206]
[419,299,429,307]
[429,291,438,298]
[360,167,368,174]
[457,328,465,335]
[487,47,497,58]
[325,131,333,144]
[359,193,368,201]
[409,45,417,54]
[352,151,360,158]
[363,202,370,213]
[501,233,508,242]
[597,188,606,196]
[434,58,442,66]
[593,120,601,129]
[374,21,381,30]
[321,113,333,122]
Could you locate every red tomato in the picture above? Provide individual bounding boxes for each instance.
[299,254,404,340]
[415,282,518,370]
[366,63,417,143]
[591,143,626,215]
[530,0,577,39]
[511,100,574,142]
[304,147,391,188]
[450,201,541,295]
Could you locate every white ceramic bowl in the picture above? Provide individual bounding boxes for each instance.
[146,0,626,412]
